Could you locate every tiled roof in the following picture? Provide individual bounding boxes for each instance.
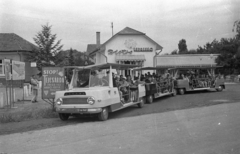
[86,44,100,55]
[0,33,36,52]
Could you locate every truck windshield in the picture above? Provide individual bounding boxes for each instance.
[71,68,110,88]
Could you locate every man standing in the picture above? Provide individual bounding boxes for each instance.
[31,75,39,103]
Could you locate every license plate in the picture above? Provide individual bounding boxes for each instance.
[78,108,88,112]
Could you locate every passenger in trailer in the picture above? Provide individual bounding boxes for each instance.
[126,75,137,102]
[119,77,130,103]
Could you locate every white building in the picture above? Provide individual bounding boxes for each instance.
[86,27,163,76]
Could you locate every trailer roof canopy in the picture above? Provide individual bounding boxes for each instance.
[64,63,141,70]
[155,54,220,68]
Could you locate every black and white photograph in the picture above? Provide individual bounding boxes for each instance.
[0,0,240,153]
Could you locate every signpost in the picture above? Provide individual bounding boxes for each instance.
[42,67,65,109]
[4,59,11,107]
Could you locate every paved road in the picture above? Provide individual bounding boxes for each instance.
[0,84,239,135]
[1,101,240,154]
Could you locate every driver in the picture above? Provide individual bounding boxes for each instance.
[90,71,100,86]
[102,71,110,86]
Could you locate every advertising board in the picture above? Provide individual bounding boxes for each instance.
[12,60,25,80]
[42,67,65,99]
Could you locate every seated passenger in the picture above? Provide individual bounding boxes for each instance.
[140,74,145,81]
[114,75,120,87]
[126,75,134,85]
[119,77,130,102]
[145,75,151,83]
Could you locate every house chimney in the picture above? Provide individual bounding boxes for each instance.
[96,32,100,48]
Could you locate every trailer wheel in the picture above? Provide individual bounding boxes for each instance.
[216,85,223,92]
[98,107,109,121]
[138,97,145,108]
[179,88,185,95]
[147,95,153,104]
[172,89,177,96]
[59,113,70,121]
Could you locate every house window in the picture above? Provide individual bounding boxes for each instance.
[0,59,3,75]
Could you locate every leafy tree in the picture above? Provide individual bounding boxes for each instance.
[178,39,188,54]
[188,49,197,54]
[171,49,178,55]
[68,48,75,66]
[233,20,240,40]
[28,23,63,73]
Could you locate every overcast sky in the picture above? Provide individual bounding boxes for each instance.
[1,0,240,54]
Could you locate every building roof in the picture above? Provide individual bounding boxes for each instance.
[0,33,36,52]
[117,27,145,35]
[86,44,101,54]
[86,27,163,55]
[155,54,219,68]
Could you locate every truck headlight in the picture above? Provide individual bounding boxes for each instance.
[87,96,95,105]
[56,98,63,105]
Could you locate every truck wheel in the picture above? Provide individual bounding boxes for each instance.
[179,88,185,95]
[98,107,109,121]
[59,113,70,121]
[147,95,153,104]
[138,97,145,108]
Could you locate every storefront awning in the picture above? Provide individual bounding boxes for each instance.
[116,55,146,61]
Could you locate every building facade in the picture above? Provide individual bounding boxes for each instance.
[0,33,38,85]
[87,27,163,76]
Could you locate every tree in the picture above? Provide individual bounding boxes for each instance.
[178,39,188,54]
[233,20,240,40]
[68,48,75,66]
[188,49,197,54]
[171,49,178,55]
[28,23,63,73]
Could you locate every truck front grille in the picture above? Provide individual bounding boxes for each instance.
[62,98,88,105]
[64,92,86,96]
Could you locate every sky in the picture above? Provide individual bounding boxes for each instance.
[1,0,240,54]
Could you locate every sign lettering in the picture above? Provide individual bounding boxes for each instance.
[108,49,132,55]
[42,67,65,99]
[133,47,153,52]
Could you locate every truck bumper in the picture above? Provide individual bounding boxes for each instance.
[56,107,102,114]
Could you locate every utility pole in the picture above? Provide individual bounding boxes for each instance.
[111,22,113,36]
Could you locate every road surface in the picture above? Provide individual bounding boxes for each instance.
[0,84,239,135]
[1,101,240,154]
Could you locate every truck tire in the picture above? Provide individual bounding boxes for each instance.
[98,107,109,121]
[59,113,70,121]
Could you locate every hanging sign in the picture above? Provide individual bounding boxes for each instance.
[42,67,65,99]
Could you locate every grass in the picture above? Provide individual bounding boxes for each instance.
[0,102,58,123]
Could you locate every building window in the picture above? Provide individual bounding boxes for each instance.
[0,59,3,75]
